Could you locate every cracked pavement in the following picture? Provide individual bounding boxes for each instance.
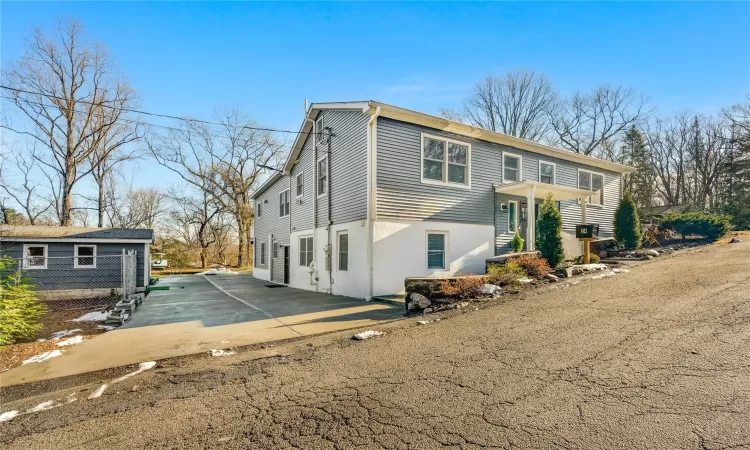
[1,241,749,449]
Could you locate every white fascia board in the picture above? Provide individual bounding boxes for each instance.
[1,238,153,244]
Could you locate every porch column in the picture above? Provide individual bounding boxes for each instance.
[580,199,587,256]
[527,185,536,251]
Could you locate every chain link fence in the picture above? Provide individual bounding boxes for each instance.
[10,250,138,311]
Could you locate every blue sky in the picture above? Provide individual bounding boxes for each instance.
[2,1,749,195]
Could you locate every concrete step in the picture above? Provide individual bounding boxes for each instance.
[371,295,406,307]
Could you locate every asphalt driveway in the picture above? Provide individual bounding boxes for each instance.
[122,273,397,328]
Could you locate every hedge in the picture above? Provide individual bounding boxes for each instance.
[659,212,732,241]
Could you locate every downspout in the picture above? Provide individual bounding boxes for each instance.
[307,116,319,291]
[365,106,380,300]
[326,126,334,294]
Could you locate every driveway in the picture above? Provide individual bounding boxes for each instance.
[121,273,396,328]
[1,273,403,386]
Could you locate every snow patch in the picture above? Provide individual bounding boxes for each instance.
[27,400,57,413]
[50,329,82,340]
[612,268,630,273]
[56,336,84,347]
[88,384,108,399]
[210,349,236,357]
[97,325,118,331]
[112,361,156,383]
[68,311,108,322]
[22,350,63,365]
[517,277,533,284]
[353,330,385,340]
[0,410,19,423]
[197,267,238,276]
[591,271,616,280]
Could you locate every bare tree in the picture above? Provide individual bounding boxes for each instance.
[1,19,138,225]
[148,109,285,267]
[447,70,557,141]
[168,187,225,268]
[550,85,648,156]
[107,184,165,229]
[645,114,691,205]
[0,145,55,224]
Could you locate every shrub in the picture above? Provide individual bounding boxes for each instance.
[437,275,488,299]
[536,193,565,268]
[510,231,524,252]
[0,256,47,346]
[659,212,732,241]
[512,254,551,278]
[574,253,601,264]
[487,262,525,286]
[614,191,643,249]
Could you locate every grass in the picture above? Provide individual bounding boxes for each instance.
[715,230,750,245]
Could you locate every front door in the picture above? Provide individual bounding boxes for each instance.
[283,246,290,284]
[519,201,528,249]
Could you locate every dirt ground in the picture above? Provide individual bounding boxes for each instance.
[0,308,109,372]
[1,239,749,449]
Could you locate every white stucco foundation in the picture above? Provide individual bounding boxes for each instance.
[252,267,270,281]
[288,220,369,299]
[372,219,495,296]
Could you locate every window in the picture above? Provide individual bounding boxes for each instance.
[23,244,47,269]
[338,232,348,271]
[299,236,313,267]
[503,153,522,182]
[316,117,324,144]
[578,170,605,205]
[426,232,447,270]
[421,134,470,187]
[317,157,328,196]
[273,242,279,259]
[256,202,262,218]
[296,173,304,198]
[279,189,290,217]
[260,242,267,265]
[508,201,518,233]
[539,161,555,185]
[74,245,96,268]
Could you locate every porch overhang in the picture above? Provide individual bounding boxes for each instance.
[493,181,598,202]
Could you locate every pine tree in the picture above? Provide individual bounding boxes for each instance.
[0,256,46,346]
[621,125,655,212]
[614,191,643,249]
[536,193,565,267]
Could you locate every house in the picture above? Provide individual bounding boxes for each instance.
[0,225,153,300]
[251,101,635,299]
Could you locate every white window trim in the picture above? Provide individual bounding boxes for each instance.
[502,151,523,183]
[317,156,328,199]
[295,172,304,198]
[577,168,606,207]
[74,244,97,269]
[419,133,472,190]
[279,189,290,217]
[256,200,262,219]
[337,231,348,272]
[316,116,325,144]
[538,160,556,185]
[507,200,519,234]
[299,235,314,267]
[425,231,449,271]
[23,244,48,269]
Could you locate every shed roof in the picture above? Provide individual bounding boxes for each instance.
[0,225,154,241]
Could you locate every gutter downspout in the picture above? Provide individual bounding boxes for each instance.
[365,105,380,301]
[306,117,318,291]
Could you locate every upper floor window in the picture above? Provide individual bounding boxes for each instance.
[279,189,290,217]
[579,169,604,206]
[316,117,325,144]
[503,153,522,182]
[317,157,328,196]
[296,173,304,198]
[256,202,262,218]
[539,161,555,185]
[421,134,470,188]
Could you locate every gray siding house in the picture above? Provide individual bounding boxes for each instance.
[252,101,634,299]
[0,225,153,300]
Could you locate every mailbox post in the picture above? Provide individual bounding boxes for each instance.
[575,224,599,264]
